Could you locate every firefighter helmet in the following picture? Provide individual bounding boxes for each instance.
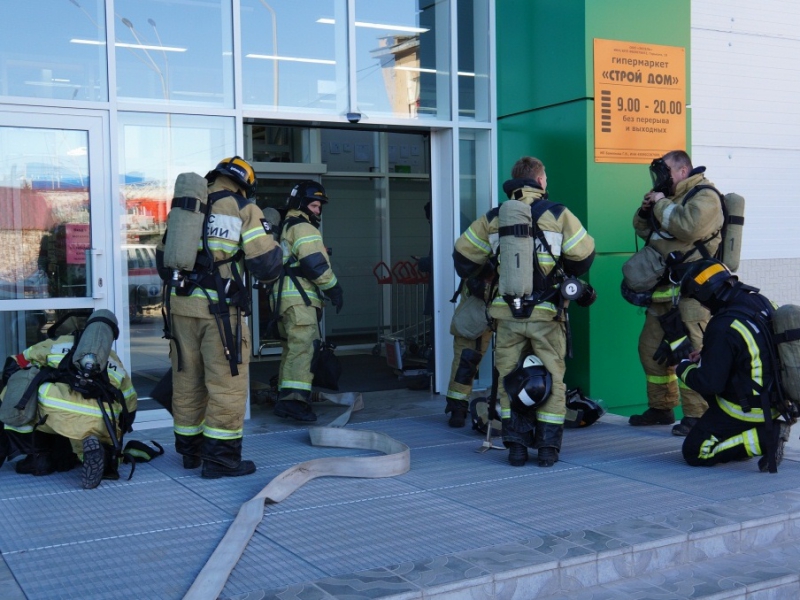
[564,388,605,428]
[207,156,257,196]
[503,354,552,415]
[680,259,737,305]
[286,180,328,225]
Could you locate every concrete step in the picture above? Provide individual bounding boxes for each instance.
[375,511,800,599]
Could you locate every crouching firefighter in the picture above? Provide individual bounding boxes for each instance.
[0,310,138,489]
[157,157,282,478]
[676,259,792,473]
[269,181,343,422]
[453,157,596,467]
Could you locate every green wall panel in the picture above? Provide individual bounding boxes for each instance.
[495,0,691,417]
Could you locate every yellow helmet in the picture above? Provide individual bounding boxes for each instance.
[208,156,257,196]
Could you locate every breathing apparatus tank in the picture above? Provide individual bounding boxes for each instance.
[162,172,209,274]
[720,192,745,272]
[260,207,282,243]
[498,199,534,299]
[72,309,119,377]
[773,304,800,405]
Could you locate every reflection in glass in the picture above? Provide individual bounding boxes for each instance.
[241,0,346,113]
[457,0,490,121]
[355,0,450,120]
[118,112,234,380]
[459,129,491,232]
[0,126,91,301]
[114,0,234,107]
[1,0,108,102]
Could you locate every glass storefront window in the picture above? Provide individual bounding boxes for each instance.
[457,0,491,121]
[118,112,234,380]
[114,0,234,107]
[0,0,108,102]
[354,0,450,120]
[459,129,491,232]
[0,127,91,301]
[241,0,347,114]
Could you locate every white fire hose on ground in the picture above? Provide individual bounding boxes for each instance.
[184,392,411,600]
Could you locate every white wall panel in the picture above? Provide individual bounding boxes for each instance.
[692,0,800,264]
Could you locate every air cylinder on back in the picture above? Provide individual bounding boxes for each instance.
[163,172,209,272]
[73,309,119,376]
[498,199,534,298]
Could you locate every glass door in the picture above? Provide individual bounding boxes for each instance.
[0,111,111,360]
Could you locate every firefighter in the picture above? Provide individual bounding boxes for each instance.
[157,157,282,478]
[628,150,725,437]
[271,181,343,422]
[0,310,137,489]
[676,259,791,472]
[443,275,494,427]
[453,156,596,466]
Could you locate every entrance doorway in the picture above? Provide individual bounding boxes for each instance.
[247,123,433,392]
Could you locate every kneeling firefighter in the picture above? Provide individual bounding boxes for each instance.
[0,310,137,489]
[157,157,282,478]
[452,157,596,467]
[270,181,343,422]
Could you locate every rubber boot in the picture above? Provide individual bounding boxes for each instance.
[0,426,9,469]
[15,453,56,476]
[445,398,468,428]
[502,417,532,467]
[201,437,256,479]
[759,421,792,473]
[175,431,203,469]
[274,399,317,422]
[628,407,675,426]
[535,422,564,468]
[81,436,106,489]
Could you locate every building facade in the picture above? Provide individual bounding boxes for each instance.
[1,0,797,419]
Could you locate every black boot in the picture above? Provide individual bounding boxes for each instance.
[502,416,534,467]
[175,431,203,469]
[535,422,564,468]
[0,425,9,469]
[15,453,56,476]
[201,437,256,479]
[507,443,528,467]
[81,436,106,489]
[444,398,468,428]
[274,399,317,422]
[628,407,675,426]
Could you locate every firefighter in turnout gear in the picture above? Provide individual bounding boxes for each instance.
[628,150,725,436]
[0,310,137,489]
[157,157,282,478]
[676,259,792,473]
[453,157,595,467]
[443,272,494,428]
[271,181,343,422]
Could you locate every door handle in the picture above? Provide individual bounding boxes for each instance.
[90,247,105,299]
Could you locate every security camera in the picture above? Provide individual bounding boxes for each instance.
[346,112,362,124]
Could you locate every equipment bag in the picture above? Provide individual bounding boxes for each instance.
[773,304,800,405]
[621,244,666,293]
[311,338,342,391]
[0,367,43,427]
[450,293,491,340]
[498,199,534,297]
[162,172,209,271]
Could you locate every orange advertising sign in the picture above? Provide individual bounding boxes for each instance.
[593,39,686,163]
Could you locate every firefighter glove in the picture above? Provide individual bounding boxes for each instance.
[325,284,344,314]
[652,308,693,366]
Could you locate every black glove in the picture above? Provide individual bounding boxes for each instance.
[652,308,693,366]
[676,359,694,380]
[465,276,486,299]
[325,283,344,314]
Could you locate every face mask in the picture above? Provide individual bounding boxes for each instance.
[649,158,673,195]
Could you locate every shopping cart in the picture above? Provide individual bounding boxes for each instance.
[383,259,431,375]
[371,261,392,356]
